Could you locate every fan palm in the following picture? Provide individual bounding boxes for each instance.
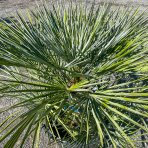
[0,1,148,148]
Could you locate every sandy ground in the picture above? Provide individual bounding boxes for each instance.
[0,0,148,17]
[0,0,148,148]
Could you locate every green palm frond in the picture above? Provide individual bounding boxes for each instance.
[0,1,148,148]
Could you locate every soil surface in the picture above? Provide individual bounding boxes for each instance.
[0,0,148,17]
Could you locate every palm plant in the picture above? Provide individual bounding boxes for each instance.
[0,1,148,148]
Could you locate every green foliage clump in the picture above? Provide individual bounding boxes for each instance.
[0,2,148,148]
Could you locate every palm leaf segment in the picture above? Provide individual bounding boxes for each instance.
[0,2,148,148]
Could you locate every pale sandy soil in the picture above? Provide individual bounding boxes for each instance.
[0,0,148,17]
